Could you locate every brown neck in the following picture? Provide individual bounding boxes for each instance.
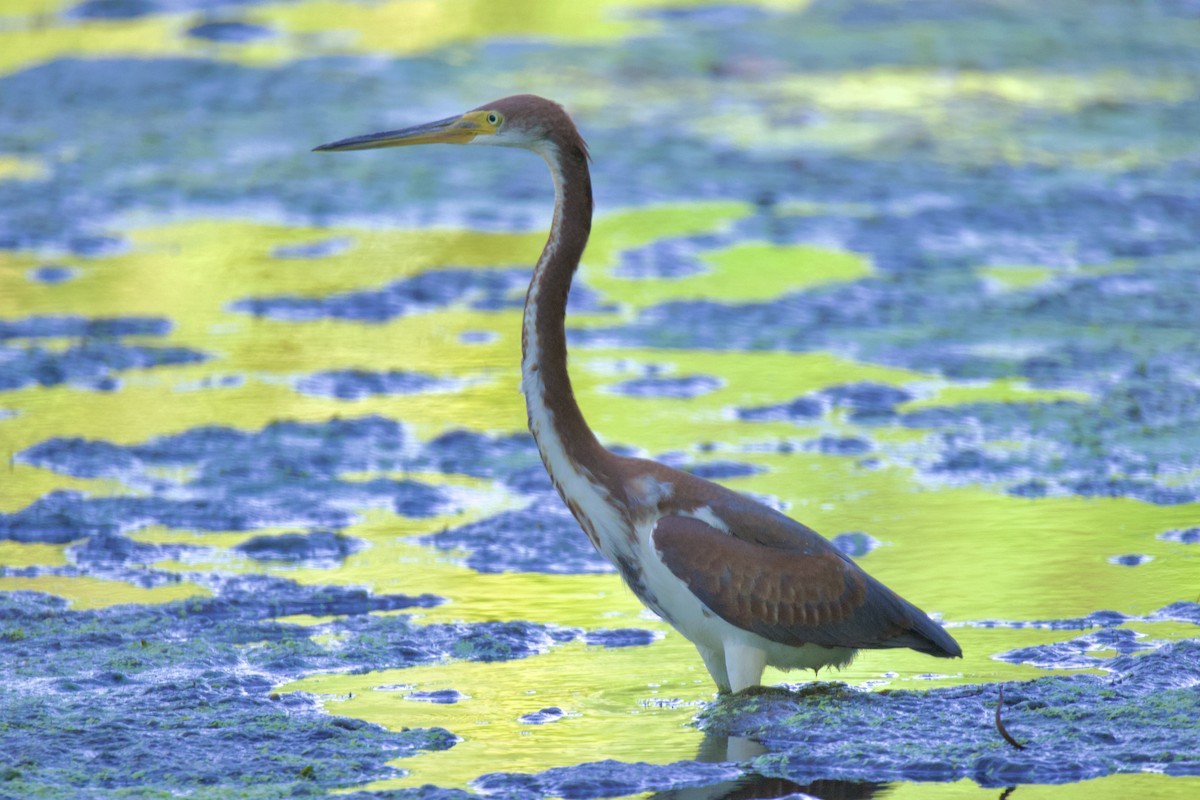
[521,138,611,478]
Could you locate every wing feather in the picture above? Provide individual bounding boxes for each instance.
[652,513,961,656]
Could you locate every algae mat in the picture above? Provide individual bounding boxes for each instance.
[2,1,1199,798]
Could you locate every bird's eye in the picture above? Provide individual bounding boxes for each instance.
[487,112,501,126]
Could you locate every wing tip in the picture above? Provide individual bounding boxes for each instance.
[907,619,963,659]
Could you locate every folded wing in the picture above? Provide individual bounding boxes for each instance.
[652,513,961,657]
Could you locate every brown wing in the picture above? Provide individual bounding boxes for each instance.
[652,513,961,656]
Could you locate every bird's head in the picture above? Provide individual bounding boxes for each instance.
[314,94,584,160]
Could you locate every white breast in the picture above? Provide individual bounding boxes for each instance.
[631,511,735,649]
[522,293,626,560]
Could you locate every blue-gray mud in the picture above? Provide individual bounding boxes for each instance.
[698,637,1200,789]
[6,417,456,543]
[0,315,208,393]
[3,415,662,584]
[4,0,1200,797]
[233,530,366,565]
[9,413,1194,799]
[294,369,462,400]
[0,579,607,799]
[230,267,614,322]
[427,607,1200,799]
[0,419,663,798]
[608,374,723,399]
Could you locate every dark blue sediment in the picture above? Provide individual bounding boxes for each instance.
[294,369,460,399]
[70,531,209,567]
[830,531,881,557]
[1160,527,1200,544]
[417,428,546,483]
[739,383,912,425]
[186,20,275,43]
[608,374,723,399]
[2,0,1199,796]
[272,237,353,259]
[0,315,206,392]
[0,478,445,544]
[519,707,565,725]
[895,368,1200,503]
[0,315,172,340]
[405,689,467,704]
[419,501,616,575]
[612,237,710,279]
[738,396,823,422]
[6,418,457,544]
[996,627,1167,670]
[231,267,613,323]
[64,0,296,20]
[727,365,1200,502]
[473,759,744,799]
[965,601,1200,631]
[231,268,532,322]
[583,628,662,648]
[0,577,592,797]
[25,265,77,284]
[0,342,208,392]
[4,414,630,576]
[234,530,365,565]
[806,435,873,456]
[697,638,1200,788]
[18,415,417,480]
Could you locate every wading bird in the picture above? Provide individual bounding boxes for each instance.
[316,95,961,692]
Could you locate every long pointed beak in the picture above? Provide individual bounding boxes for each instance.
[313,114,480,152]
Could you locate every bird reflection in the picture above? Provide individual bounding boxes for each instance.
[650,732,888,800]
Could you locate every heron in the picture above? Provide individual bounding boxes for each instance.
[315,95,962,692]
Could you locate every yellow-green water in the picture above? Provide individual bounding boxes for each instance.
[4,208,1198,794]
[0,0,813,78]
[2,1,1199,797]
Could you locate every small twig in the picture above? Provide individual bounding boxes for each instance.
[999,787,1018,800]
[996,685,1026,751]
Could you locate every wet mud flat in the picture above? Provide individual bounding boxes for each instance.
[3,0,1200,798]
[3,412,1200,797]
[0,420,649,797]
[3,587,1199,797]
[702,636,1200,789]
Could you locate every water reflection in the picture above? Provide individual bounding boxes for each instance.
[657,732,889,800]
[692,732,770,764]
[653,778,885,800]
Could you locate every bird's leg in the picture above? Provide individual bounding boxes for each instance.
[724,641,768,693]
[696,644,731,692]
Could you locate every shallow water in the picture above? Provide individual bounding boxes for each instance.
[2,1,1200,798]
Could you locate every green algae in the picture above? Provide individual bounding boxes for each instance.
[0,154,48,182]
[978,264,1057,292]
[281,638,712,793]
[0,573,210,608]
[0,0,815,78]
[599,242,873,309]
[5,197,1199,790]
[2,0,1200,796]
